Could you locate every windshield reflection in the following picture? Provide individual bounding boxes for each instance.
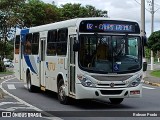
[79,35,142,73]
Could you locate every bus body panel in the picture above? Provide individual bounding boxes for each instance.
[14,54,20,79]
[75,83,142,99]
[14,18,144,103]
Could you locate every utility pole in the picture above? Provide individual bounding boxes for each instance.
[150,0,154,70]
[141,0,145,36]
[141,0,146,77]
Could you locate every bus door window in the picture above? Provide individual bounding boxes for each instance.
[32,33,39,55]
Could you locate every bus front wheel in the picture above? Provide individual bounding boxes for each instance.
[27,73,35,92]
[109,98,124,104]
[58,79,69,104]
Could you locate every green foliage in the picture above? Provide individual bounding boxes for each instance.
[0,0,108,64]
[1,1,108,28]
[0,0,25,61]
[145,47,151,59]
[60,3,108,20]
[0,0,25,28]
[148,30,160,52]
[0,60,6,72]
[21,0,60,27]
[150,70,160,78]
[5,42,14,60]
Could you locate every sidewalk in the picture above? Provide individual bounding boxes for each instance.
[143,67,160,87]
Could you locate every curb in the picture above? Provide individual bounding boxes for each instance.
[0,75,15,80]
[143,80,160,87]
[0,75,15,99]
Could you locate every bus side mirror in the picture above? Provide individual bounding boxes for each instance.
[142,36,147,46]
[143,62,147,71]
[73,41,79,52]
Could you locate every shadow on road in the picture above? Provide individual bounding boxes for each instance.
[35,90,134,110]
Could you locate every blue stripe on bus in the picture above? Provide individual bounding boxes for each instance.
[24,55,37,74]
[29,56,38,74]
[20,29,29,42]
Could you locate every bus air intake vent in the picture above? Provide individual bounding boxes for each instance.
[100,90,123,95]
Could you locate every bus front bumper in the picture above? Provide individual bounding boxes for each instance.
[75,84,142,100]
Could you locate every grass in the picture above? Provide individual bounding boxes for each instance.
[0,70,14,74]
[150,70,160,78]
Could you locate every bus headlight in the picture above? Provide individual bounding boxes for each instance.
[77,75,95,87]
[128,77,141,87]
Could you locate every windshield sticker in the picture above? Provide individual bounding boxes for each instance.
[114,64,119,71]
[116,62,121,64]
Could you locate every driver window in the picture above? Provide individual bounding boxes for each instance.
[128,38,138,56]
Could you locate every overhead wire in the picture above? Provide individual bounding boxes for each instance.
[134,0,160,13]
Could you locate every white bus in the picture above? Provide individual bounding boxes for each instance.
[14,18,147,104]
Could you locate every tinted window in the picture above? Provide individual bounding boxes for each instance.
[47,30,57,56]
[32,33,39,55]
[25,33,32,55]
[47,28,68,56]
[15,35,20,54]
[57,28,68,55]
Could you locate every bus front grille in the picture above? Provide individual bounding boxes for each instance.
[92,75,132,81]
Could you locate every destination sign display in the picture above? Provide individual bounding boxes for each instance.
[79,20,140,34]
[87,23,134,32]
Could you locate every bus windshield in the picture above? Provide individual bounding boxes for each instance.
[79,34,142,74]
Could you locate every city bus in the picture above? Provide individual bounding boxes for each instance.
[14,17,147,105]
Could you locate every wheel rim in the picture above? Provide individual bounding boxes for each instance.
[59,85,65,101]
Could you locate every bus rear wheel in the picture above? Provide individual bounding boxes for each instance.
[58,79,69,104]
[109,98,124,104]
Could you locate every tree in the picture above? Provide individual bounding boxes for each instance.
[0,0,25,71]
[60,3,108,20]
[148,30,160,52]
[85,5,108,17]
[21,0,60,27]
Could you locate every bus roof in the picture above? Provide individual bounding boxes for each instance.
[16,17,139,34]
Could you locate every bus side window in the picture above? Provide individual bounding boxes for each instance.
[25,33,32,55]
[32,33,39,55]
[15,35,20,54]
[57,28,68,56]
[47,30,57,56]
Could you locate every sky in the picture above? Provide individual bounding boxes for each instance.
[42,0,160,37]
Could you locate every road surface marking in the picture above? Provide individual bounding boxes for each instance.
[0,102,22,106]
[4,82,24,84]
[1,78,62,120]
[24,84,27,88]
[142,86,155,90]
[8,84,16,89]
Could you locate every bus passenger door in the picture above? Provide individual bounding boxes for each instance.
[69,35,76,95]
[20,41,24,80]
[39,37,46,91]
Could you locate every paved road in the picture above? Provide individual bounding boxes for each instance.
[1,77,160,120]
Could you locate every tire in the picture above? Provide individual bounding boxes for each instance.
[57,79,69,104]
[27,73,35,92]
[109,98,124,104]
